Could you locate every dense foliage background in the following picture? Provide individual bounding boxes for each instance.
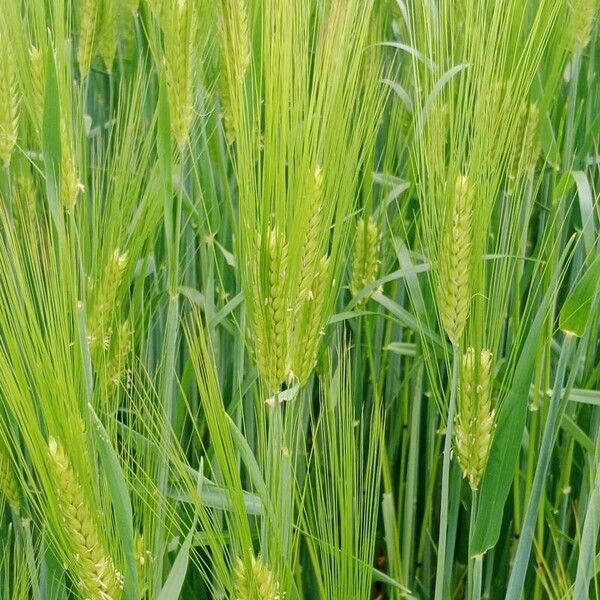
[0,1,598,598]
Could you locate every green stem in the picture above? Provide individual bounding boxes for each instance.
[469,490,481,600]
[472,554,483,600]
[402,360,424,586]
[434,342,460,600]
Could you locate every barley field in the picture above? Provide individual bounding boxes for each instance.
[0,1,598,599]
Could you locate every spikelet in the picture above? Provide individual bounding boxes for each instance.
[567,0,597,52]
[98,0,118,73]
[234,555,280,600]
[29,46,45,131]
[253,227,289,390]
[507,102,539,193]
[454,348,495,490]
[87,249,129,358]
[292,255,330,385]
[0,453,20,514]
[60,115,81,212]
[350,217,380,305]
[436,174,474,344]
[219,0,251,144]
[78,0,100,77]
[0,29,19,168]
[164,0,197,148]
[47,438,122,599]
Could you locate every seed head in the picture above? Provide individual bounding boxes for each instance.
[507,102,539,192]
[437,174,474,344]
[98,0,118,73]
[567,0,597,52]
[234,554,280,600]
[47,437,122,599]
[219,0,251,144]
[252,227,289,390]
[292,254,331,384]
[0,30,19,168]
[87,249,129,360]
[454,348,495,490]
[29,46,45,131]
[350,217,380,305]
[164,0,197,148]
[297,166,324,303]
[105,320,132,389]
[0,452,20,514]
[60,115,81,212]
[78,0,100,77]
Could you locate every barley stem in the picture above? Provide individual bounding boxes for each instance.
[434,341,459,600]
[468,490,480,600]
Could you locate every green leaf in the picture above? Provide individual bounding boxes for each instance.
[40,542,67,600]
[226,414,273,520]
[88,406,140,600]
[571,171,596,256]
[471,285,553,555]
[559,256,600,337]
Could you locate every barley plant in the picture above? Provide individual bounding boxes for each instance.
[0,0,598,598]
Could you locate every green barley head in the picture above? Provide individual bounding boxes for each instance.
[350,217,380,305]
[437,174,474,344]
[0,29,19,169]
[252,227,290,390]
[567,0,597,52]
[234,555,280,600]
[48,437,122,599]
[454,348,495,490]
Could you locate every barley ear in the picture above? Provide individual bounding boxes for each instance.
[436,174,474,344]
[508,102,539,192]
[219,0,251,145]
[0,30,19,169]
[297,166,324,302]
[253,227,289,390]
[567,0,597,52]
[60,116,81,212]
[47,437,122,599]
[234,555,281,600]
[98,0,118,73]
[78,0,100,77]
[104,320,132,390]
[0,452,20,514]
[87,249,129,361]
[29,46,45,131]
[164,0,197,149]
[454,348,495,490]
[350,217,380,306]
[292,254,330,385]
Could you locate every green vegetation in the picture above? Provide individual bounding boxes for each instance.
[0,0,598,598]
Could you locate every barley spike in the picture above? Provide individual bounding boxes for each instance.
[454,348,495,490]
[437,174,474,344]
